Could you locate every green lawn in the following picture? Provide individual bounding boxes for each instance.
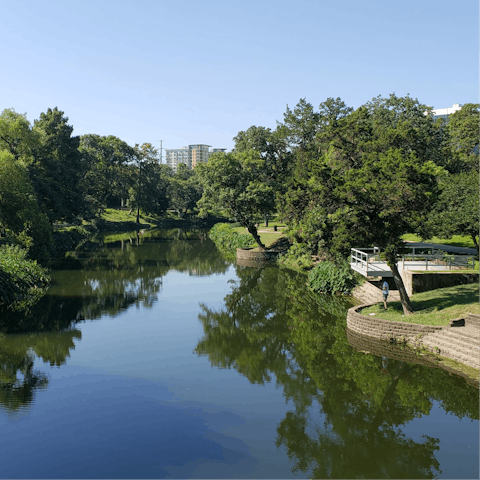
[361,284,480,326]
[100,208,157,225]
[402,233,477,250]
[231,223,287,248]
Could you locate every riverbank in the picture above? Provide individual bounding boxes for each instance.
[347,284,480,374]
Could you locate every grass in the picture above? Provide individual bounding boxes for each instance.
[361,283,480,326]
[100,208,157,226]
[402,233,478,250]
[231,222,287,249]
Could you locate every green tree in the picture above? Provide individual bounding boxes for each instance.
[167,163,202,217]
[197,151,276,250]
[0,151,52,263]
[128,143,170,222]
[80,134,136,213]
[428,170,479,253]
[0,108,38,162]
[279,95,446,314]
[444,103,480,173]
[30,108,87,223]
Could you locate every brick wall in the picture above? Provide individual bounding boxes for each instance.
[347,304,444,341]
[346,328,479,388]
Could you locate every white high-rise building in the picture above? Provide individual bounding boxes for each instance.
[165,144,226,172]
[431,103,463,122]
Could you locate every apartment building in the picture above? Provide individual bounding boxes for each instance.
[165,145,226,172]
[431,103,463,122]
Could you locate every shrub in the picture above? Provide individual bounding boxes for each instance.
[308,260,359,294]
[277,241,313,272]
[0,244,50,311]
[209,223,254,259]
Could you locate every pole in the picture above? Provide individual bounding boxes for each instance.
[158,140,164,163]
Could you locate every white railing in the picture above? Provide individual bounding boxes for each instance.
[351,246,476,274]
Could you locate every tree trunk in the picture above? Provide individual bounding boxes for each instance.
[472,234,479,256]
[264,214,269,227]
[247,224,266,251]
[136,205,140,224]
[386,257,415,315]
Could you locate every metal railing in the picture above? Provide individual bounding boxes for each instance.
[351,247,476,274]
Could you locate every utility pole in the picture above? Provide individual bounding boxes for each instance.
[158,140,164,163]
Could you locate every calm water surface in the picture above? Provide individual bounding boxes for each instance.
[0,229,478,479]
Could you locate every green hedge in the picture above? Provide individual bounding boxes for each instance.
[209,223,254,259]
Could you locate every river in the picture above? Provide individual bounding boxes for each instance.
[0,228,478,479]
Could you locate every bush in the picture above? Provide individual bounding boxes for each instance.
[209,223,254,259]
[308,260,359,294]
[0,244,50,311]
[277,241,314,272]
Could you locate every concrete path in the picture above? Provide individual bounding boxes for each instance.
[404,241,477,256]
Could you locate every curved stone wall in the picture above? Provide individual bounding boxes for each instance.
[346,328,479,388]
[347,304,444,341]
[236,248,279,265]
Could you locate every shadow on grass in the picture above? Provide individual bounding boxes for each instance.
[411,285,479,313]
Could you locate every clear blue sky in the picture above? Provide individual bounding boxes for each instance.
[1,0,478,155]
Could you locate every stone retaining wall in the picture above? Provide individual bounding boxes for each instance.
[347,304,443,341]
[236,248,279,265]
[465,313,480,328]
[346,328,479,388]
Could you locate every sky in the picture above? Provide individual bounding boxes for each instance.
[1,0,478,156]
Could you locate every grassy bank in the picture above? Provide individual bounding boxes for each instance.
[361,284,480,326]
[230,222,287,249]
[402,233,478,250]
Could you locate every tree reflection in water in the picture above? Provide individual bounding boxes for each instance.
[195,265,479,479]
[0,229,230,416]
[0,330,80,416]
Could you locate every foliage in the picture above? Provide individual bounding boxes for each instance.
[428,171,479,253]
[0,150,52,263]
[444,103,480,173]
[197,151,276,249]
[277,241,314,271]
[0,244,50,312]
[31,107,87,222]
[277,95,447,314]
[308,260,359,294]
[208,223,254,259]
[0,108,38,162]
[128,143,170,218]
[167,163,202,217]
[80,134,136,212]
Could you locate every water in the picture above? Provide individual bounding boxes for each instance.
[0,229,478,479]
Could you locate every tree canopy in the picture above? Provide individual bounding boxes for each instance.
[197,151,276,249]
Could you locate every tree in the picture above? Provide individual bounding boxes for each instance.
[128,143,170,222]
[80,134,136,213]
[428,171,479,253]
[167,163,202,218]
[197,151,276,250]
[444,103,479,173]
[31,108,87,222]
[0,108,38,162]
[0,151,52,263]
[278,95,446,315]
